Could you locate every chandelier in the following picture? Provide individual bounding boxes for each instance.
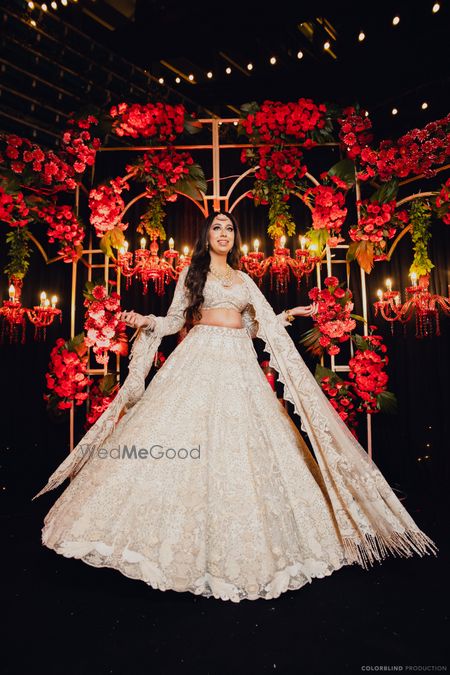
[374,273,450,338]
[0,278,62,344]
[115,235,191,295]
[240,235,321,293]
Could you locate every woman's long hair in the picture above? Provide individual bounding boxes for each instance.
[181,211,243,326]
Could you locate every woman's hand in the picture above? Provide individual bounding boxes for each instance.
[120,310,154,330]
[289,302,319,318]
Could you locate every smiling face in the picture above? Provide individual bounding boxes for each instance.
[208,213,235,257]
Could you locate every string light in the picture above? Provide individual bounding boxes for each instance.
[247,62,253,71]
[41,3,48,10]
[269,56,277,65]
[392,107,398,115]
[30,18,36,25]
[421,101,429,109]
[225,66,231,74]
[358,31,365,42]
[61,0,67,4]
[297,50,303,59]
[158,77,164,84]
[233,121,238,126]
[175,76,180,83]
[28,1,35,7]
[392,15,400,25]
[324,41,330,50]
[51,1,57,9]
[188,73,194,81]
[432,2,440,12]
[207,71,213,78]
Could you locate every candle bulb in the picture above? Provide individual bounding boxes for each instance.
[140,238,146,250]
[300,236,306,251]
[44,298,50,308]
[183,246,189,256]
[51,295,57,308]
[40,291,47,307]
[254,239,259,253]
[123,240,129,252]
[410,272,418,287]
[242,244,248,256]
[376,289,383,300]
[119,246,125,255]
[280,235,286,248]
[169,238,174,250]
[386,278,392,292]
[309,243,318,253]
[8,284,15,301]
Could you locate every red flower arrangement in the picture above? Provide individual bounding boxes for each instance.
[337,106,373,161]
[300,276,359,357]
[359,114,450,182]
[240,99,328,142]
[303,174,350,248]
[38,203,85,262]
[83,282,128,365]
[348,199,409,272]
[0,187,30,228]
[45,333,90,411]
[348,331,392,414]
[110,102,185,142]
[315,366,359,438]
[61,115,101,174]
[84,373,119,429]
[435,177,450,224]
[88,176,130,238]
[2,133,77,192]
[129,148,195,198]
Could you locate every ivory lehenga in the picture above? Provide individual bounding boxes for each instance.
[33,266,438,602]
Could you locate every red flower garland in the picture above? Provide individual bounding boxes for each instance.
[435,177,450,224]
[45,335,90,411]
[348,333,389,414]
[83,284,128,365]
[337,106,373,161]
[110,102,185,142]
[0,187,30,227]
[303,175,349,246]
[88,176,130,237]
[307,276,356,356]
[61,115,101,174]
[128,148,194,199]
[350,199,409,260]
[38,203,85,262]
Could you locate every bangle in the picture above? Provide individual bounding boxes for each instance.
[284,309,294,323]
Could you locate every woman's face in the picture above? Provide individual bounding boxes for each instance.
[208,214,235,256]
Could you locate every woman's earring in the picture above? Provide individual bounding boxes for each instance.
[206,242,209,250]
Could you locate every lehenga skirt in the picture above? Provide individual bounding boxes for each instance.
[41,324,356,602]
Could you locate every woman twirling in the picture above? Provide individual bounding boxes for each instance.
[33,211,438,603]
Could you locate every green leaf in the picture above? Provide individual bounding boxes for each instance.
[240,101,260,115]
[99,232,114,259]
[353,333,369,351]
[346,241,359,262]
[98,373,118,394]
[328,159,356,186]
[183,115,203,135]
[350,313,367,323]
[175,163,207,199]
[370,178,399,204]
[377,390,398,415]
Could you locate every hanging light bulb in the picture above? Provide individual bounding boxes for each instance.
[297,50,303,59]
[392,107,398,115]
[225,66,231,74]
[207,71,213,79]
[392,15,400,25]
[358,31,365,42]
[269,56,277,65]
[247,62,253,71]
[432,2,440,12]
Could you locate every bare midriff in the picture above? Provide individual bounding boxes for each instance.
[194,307,243,329]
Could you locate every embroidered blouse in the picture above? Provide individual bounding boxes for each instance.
[144,265,291,339]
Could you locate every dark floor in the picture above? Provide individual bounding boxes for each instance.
[2,447,449,675]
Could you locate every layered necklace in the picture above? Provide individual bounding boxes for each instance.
[209,262,234,287]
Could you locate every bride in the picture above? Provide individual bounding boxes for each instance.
[33,211,438,603]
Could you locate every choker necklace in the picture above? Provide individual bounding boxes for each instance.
[209,263,234,287]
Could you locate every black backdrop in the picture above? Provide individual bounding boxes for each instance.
[1,146,449,510]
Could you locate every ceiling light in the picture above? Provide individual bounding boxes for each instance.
[225,67,231,74]
[432,3,440,12]
[28,1,35,7]
[175,77,181,83]
[392,16,400,25]
[41,3,48,10]
[158,77,164,84]
[207,71,213,78]
[297,50,303,59]
[392,107,398,115]
[188,73,194,81]
[421,101,429,109]
[30,18,37,25]
[358,31,365,42]
[61,0,67,4]
[324,41,330,50]
[270,56,276,65]
[51,1,57,8]
[247,63,253,71]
